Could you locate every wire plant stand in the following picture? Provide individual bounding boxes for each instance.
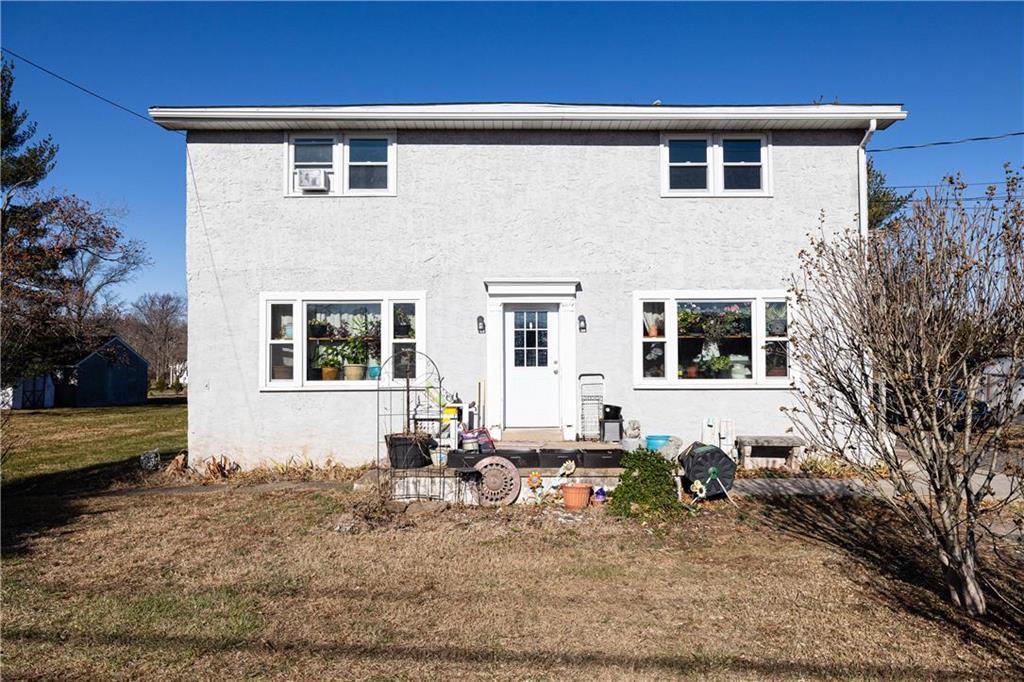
[375,349,456,502]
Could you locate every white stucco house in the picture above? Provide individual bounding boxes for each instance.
[150,102,906,467]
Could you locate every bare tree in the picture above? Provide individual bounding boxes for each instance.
[119,293,186,385]
[786,167,1023,617]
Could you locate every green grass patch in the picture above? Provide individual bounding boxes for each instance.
[1,404,186,484]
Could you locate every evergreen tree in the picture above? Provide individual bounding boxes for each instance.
[867,158,913,231]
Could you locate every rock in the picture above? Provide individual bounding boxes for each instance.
[405,500,449,516]
[385,500,410,514]
[353,468,384,492]
[140,450,162,471]
[333,520,357,534]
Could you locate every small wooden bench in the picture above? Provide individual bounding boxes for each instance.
[735,435,805,471]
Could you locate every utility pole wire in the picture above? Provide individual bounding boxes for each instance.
[1,46,184,136]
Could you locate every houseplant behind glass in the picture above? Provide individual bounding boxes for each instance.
[319,346,343,381]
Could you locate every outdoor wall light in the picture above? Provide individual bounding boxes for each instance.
[477,315,486,334]
[578,315,587,333]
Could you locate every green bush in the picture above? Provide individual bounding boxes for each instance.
[152,377,168,393]
[170,380,184,394]
[608,448,682,518]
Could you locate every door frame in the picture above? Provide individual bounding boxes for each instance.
[484,279,579,441]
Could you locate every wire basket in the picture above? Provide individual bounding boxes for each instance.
[578,373,604,441]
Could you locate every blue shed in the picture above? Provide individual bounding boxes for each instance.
[54,336,149,407]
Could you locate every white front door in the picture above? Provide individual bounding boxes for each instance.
[504,304,560,428]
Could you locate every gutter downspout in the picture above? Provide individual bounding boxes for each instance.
[858,119,877,239]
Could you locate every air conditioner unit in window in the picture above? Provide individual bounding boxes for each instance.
[296,168,328,191]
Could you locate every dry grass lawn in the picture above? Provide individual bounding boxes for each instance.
[4,483,1022,680]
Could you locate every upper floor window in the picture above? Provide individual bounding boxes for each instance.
[661,133,770,197]
[286,132,396,197]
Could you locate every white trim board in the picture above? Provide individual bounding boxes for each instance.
[484,280,579,441]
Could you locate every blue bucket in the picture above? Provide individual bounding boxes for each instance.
[645,435,670,451]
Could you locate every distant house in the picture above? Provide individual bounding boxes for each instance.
[53,336,149,408]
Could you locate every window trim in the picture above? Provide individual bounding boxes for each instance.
[259,290,425,391]
[660,134,713,196]
[284,132,397,197]
[632,289,791,390]
[660,133,772,198]
[343,133,397,196]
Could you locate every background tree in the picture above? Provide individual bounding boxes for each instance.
[867,158,913,231]
[1,59,148,381]
[786,167,1023,616]
[118,293,186,385]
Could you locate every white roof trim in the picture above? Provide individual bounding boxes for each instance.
[485,278,581,297]
[149,102,907,131]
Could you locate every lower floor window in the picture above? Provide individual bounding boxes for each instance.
[636,292,790,385]
[262,292,424,388]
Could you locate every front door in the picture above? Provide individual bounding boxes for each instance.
[504,304,560,428]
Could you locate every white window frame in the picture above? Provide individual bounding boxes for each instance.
[661,133,772,198]
[284,132,396,197]
[762,298,791,383]
[344,133,397,197]
[259,290,425,391]
[660,134,713,196]
[632,290,792,389]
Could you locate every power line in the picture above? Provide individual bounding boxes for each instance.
[1,47,184,136]
[885,180,1005,189]
[868,132,1024,153]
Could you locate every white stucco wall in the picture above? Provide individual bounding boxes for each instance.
[185,129,862,467]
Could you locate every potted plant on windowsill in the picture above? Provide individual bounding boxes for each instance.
[342,336,368,381]
[710,355,733,378]
[319,346,343,381]
[677,307,702,336]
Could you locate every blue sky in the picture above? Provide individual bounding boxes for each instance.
[3,1,1022,301]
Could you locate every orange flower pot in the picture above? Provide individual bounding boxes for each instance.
[562,483,593,511]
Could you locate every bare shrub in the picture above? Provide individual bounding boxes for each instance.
[786,166,1024,616]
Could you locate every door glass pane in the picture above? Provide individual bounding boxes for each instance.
[642,301,665,337]
[349,139,388,163]
[723,166,761,190]
[393,302,416,339]
[270,344,294,381]
[294,141,333,164]
[349,165,388,189]
[723,139,761,163]
[513,309,550,367]
[670,166,707,190]
[765,301,788,337]
[270,304,293,340]
[669,139,707,163]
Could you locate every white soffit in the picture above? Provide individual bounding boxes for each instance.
[149,102,907,132]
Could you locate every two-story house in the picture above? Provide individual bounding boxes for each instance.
[150,103,906,467]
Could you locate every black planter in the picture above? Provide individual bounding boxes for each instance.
[386,434,435,469]
[538,449,582,468]
[581,450,624,468]
[446,450,487,468]
[602,404,622,420]
[496,449,539,469]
